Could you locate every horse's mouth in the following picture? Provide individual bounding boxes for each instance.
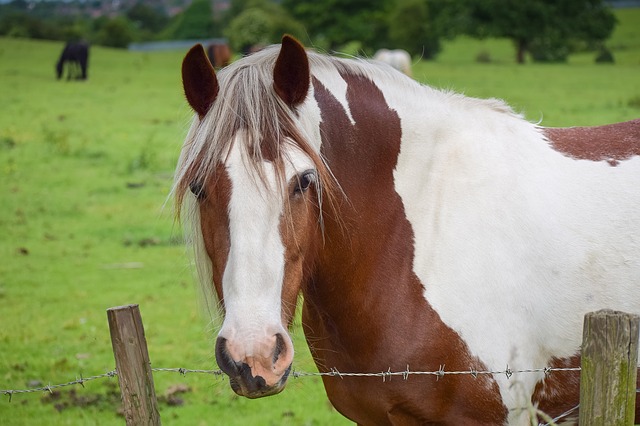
[227,365,291,398]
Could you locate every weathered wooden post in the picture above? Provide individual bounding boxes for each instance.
[107,304,161,426]
[579,309,639,426]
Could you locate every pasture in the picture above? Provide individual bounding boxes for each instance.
[1,8,639,425]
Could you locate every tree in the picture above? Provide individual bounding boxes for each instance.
[225,8,271,53]
[160,0,215,40]
[282,0,390,52]
[225,0,305,54]
[95,16,134,48]
[388,0,440,58]
[461,0,616,63]
[126,3,168,34]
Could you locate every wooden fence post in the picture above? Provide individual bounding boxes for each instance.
[579,309,639,426]
[107,304,161,426]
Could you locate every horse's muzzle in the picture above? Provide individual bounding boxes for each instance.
[215,335,293,398]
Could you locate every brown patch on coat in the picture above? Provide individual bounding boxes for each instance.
[198,164,231,303]
[532,356,581,421]
[278,176,323,326]
[302,72,507,424]
[544,119,640,166]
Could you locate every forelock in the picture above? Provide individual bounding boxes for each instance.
[172,45,340,217]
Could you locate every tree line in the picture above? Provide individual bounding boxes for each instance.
[0,0,617,63]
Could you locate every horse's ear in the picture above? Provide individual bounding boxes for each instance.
[273,35,310,107]
[182,44,219,118]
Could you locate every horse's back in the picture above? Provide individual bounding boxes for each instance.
[544,118,640,166]
[64,42,89,60]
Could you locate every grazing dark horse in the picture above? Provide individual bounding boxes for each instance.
[175,36,640,424]
[56,42,89,80]
[206,42,232,68]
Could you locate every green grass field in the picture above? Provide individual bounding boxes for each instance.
[1,8,639,425]
[0,38,344,426]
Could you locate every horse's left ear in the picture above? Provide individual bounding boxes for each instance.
[273,35,310,107]
[182,44,219,118]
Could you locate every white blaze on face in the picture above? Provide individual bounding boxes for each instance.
[218,141,286,360]
[216,133,315,369]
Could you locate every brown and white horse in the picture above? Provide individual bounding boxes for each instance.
[175,36,640,425]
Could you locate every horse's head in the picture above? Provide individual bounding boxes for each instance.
[55,60,63,80]
[177,36,328,398]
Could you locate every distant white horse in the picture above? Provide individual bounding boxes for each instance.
[374,48,412,77]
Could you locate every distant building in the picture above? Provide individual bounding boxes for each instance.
[605,0,640,7]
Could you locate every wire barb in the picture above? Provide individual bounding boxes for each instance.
[402,365,410,381]
[436,365,445,381]
[382,368,393,382]
[470,367,478,379]
[505,365,513,379]
[325,367,344,379]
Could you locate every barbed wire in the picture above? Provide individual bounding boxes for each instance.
[4,365,638,425]
[1,370,118,402]
[150,367,225,376]
[1,365,585,401]
[293,365,584,381]
[0,368,223,401]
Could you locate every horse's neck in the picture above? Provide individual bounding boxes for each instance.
[301,73,465,357]
[302,71,545,351]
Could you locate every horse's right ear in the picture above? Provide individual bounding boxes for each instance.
[182,44,219,118]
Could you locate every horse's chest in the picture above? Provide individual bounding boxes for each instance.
[321,374,506,425]
[303,307,507,425]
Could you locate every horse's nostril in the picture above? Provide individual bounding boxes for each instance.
[214,334,291,397]
[215,337,239,376]
[273,333,286,364]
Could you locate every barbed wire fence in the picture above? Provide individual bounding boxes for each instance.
[3,365,633,426]
[0,364,621,426]
[0,366,588,426]
[0,365,586,401]
[2,307,639,426]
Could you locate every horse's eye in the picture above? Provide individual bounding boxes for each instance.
[294,170,316,194]
[189,182,206,200]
